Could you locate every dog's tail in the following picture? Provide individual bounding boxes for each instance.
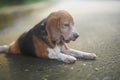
[0,45,9,53]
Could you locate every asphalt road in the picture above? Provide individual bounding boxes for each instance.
[0,0,120,80]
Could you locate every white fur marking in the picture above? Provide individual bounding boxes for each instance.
[47,46,76,63]
[0,45,9,53]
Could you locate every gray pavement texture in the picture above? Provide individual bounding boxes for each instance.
[0,0,120,80]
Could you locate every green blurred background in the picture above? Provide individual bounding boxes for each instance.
[0,0,120,8]
[0,0,48,7]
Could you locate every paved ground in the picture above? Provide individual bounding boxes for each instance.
[0,0,120,80]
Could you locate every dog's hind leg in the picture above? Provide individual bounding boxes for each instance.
[0,41,21,54]
[8,41,21,54]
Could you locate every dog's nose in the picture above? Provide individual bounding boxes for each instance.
[73,33,79,39]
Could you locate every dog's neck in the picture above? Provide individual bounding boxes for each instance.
[32,19,63,48]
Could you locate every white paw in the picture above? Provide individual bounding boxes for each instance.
[63,55,77,63]
[81,53,97,60]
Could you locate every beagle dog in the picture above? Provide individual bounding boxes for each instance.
[0,10,96,63]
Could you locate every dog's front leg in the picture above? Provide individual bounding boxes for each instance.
[62,49,97,60]
[47,47,77,63]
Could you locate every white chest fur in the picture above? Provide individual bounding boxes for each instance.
[47,46,61,59]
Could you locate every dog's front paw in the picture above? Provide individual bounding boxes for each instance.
[81,53,97,60]
[64,55,77,63]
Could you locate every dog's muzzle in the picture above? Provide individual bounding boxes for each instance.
[69,33,79,41]
[63,33,79,43]
[73,33,79,39]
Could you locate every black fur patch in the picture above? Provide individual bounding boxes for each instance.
[18,31,36,56]
[18,19,47,56]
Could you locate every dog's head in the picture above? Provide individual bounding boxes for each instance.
[46,10,79,43]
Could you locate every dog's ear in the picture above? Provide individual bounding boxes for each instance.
[46,14,61,42]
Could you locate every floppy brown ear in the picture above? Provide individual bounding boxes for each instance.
[46,16,61,42]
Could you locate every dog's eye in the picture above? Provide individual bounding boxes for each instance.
[64,24,70,27]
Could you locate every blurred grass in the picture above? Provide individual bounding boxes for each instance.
[0,0,57,29]
[0,0,53,9]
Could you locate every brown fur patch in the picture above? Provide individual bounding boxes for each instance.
[8,40,21,54]
[32,35,48,58]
